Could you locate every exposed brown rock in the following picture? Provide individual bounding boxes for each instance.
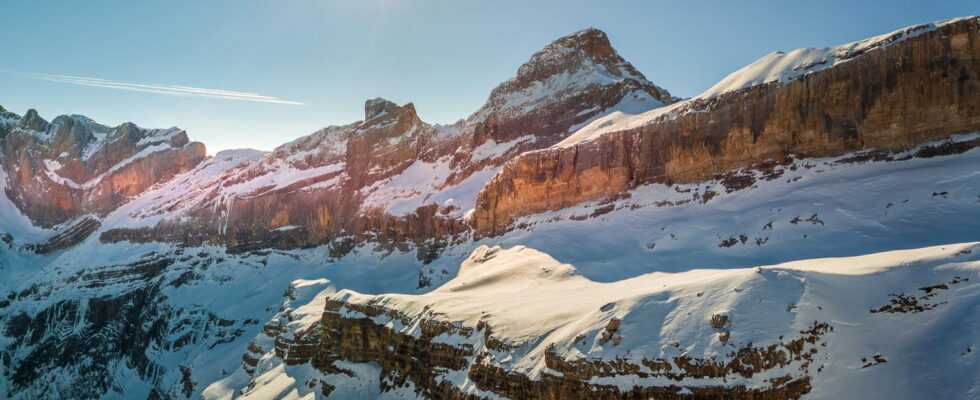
[869,275,969,313]
[474,17,980,236]
[710,313,730,329]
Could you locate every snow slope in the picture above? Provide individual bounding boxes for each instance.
[471,133,980,282]
[699,16,975,98]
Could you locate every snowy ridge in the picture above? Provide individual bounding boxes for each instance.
[216,242,980,399]
[700,16,975,98]
[275,123,357,158]
[555,91,683,148]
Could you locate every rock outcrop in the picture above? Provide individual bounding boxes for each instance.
[474,17,980,235]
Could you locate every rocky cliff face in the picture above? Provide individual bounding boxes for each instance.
[474,17,980,235]
[0,107,206,228]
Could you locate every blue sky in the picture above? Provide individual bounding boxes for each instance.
[1,1,976,153]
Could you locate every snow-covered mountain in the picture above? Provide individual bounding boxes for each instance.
[474,16,980,235]
[0,106,205,227]
[1,16,979,400]
[91,27,676,260]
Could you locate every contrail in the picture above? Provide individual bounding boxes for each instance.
[30,73,306,105]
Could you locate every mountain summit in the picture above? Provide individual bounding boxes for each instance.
[512,27,658,91]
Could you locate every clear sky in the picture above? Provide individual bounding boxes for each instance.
[1,1,976,154]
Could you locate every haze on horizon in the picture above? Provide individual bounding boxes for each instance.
[1,0,975,154]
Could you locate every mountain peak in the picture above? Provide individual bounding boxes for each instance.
[514,27,621,81]
[547,27,616,59]
[473,26,675,134]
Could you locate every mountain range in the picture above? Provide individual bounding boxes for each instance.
[0,16,978,400]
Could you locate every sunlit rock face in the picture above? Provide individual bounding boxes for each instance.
[474,17,980,236]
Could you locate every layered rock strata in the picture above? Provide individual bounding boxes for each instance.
[474,17,980,235]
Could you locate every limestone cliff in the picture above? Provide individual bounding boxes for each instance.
[474,17,980,235]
